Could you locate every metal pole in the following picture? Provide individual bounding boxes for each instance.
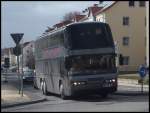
[141,78,144,93]
[4,68,8,82]
[21,39,24,97]
[17,55,21,94]
[6,68,7,82]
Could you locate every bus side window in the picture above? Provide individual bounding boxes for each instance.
[59,32,64,45]
[48,60,51,75]
[52,59,59,76]
[44,61,49,76]
[64,29,69,48]
[51,60,54,74]
[60,58,67,76]
[57,60,60,75]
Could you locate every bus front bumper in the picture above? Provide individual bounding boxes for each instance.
[70,79,117,95]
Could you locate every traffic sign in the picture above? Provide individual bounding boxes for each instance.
[11,33,24,45]
[139,65,147,78]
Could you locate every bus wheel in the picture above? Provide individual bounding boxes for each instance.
[40,80,44,93]
[59,83,67,100]
[43,80,48,95]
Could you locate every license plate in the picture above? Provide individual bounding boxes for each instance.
[103,83,111,87]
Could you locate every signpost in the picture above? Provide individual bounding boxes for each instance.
[13,45,21,56]
[139,65,147,93]
[4,57,10,82]
[11,33,24,96]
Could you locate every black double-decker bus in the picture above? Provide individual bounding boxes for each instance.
[34,22,118,99]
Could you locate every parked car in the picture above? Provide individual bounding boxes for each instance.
[10,66,17,72]
[1,67,4,73]
[23,69,34,82]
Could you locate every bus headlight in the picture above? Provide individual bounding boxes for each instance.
[73,82,77,86]
[72,81,86,86]
[112,79,116,82]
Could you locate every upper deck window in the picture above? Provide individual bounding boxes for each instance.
[67,23,114,50]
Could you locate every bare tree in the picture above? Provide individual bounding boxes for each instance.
[63,11,81,21]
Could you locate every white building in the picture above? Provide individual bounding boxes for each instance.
[1,48,17,67]
[22,41,35,68]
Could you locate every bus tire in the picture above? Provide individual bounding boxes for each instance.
[40,80,44,93]
[59,83,67,100]
[43,80,48,95]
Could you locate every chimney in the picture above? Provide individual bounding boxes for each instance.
[99,1,103,4]
[82,9,88,13]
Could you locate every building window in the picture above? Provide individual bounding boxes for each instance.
[129,1,134,7]
[139,1,145,7]
[123,56,129,65]
[123,37,129,46]
[123,17,129,26]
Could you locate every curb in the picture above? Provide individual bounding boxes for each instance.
[113,91,149,96]
[1,97,47,109]
[118,84,149,88]
[1,79,47,109]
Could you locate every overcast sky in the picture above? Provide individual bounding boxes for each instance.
[1,1,99,48]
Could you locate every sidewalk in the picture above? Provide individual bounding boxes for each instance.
[1,81,47,108]
[115,78,149,96]
[118,78,149,88]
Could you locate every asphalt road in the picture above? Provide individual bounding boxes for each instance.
[1,73,149,112]
[2,92,149,112]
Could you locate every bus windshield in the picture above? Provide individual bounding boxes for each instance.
[65,54,117,75]
[68,23,114,50]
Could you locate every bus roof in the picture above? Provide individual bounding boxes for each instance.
[36,22,108,41]
[67,21,108,27]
